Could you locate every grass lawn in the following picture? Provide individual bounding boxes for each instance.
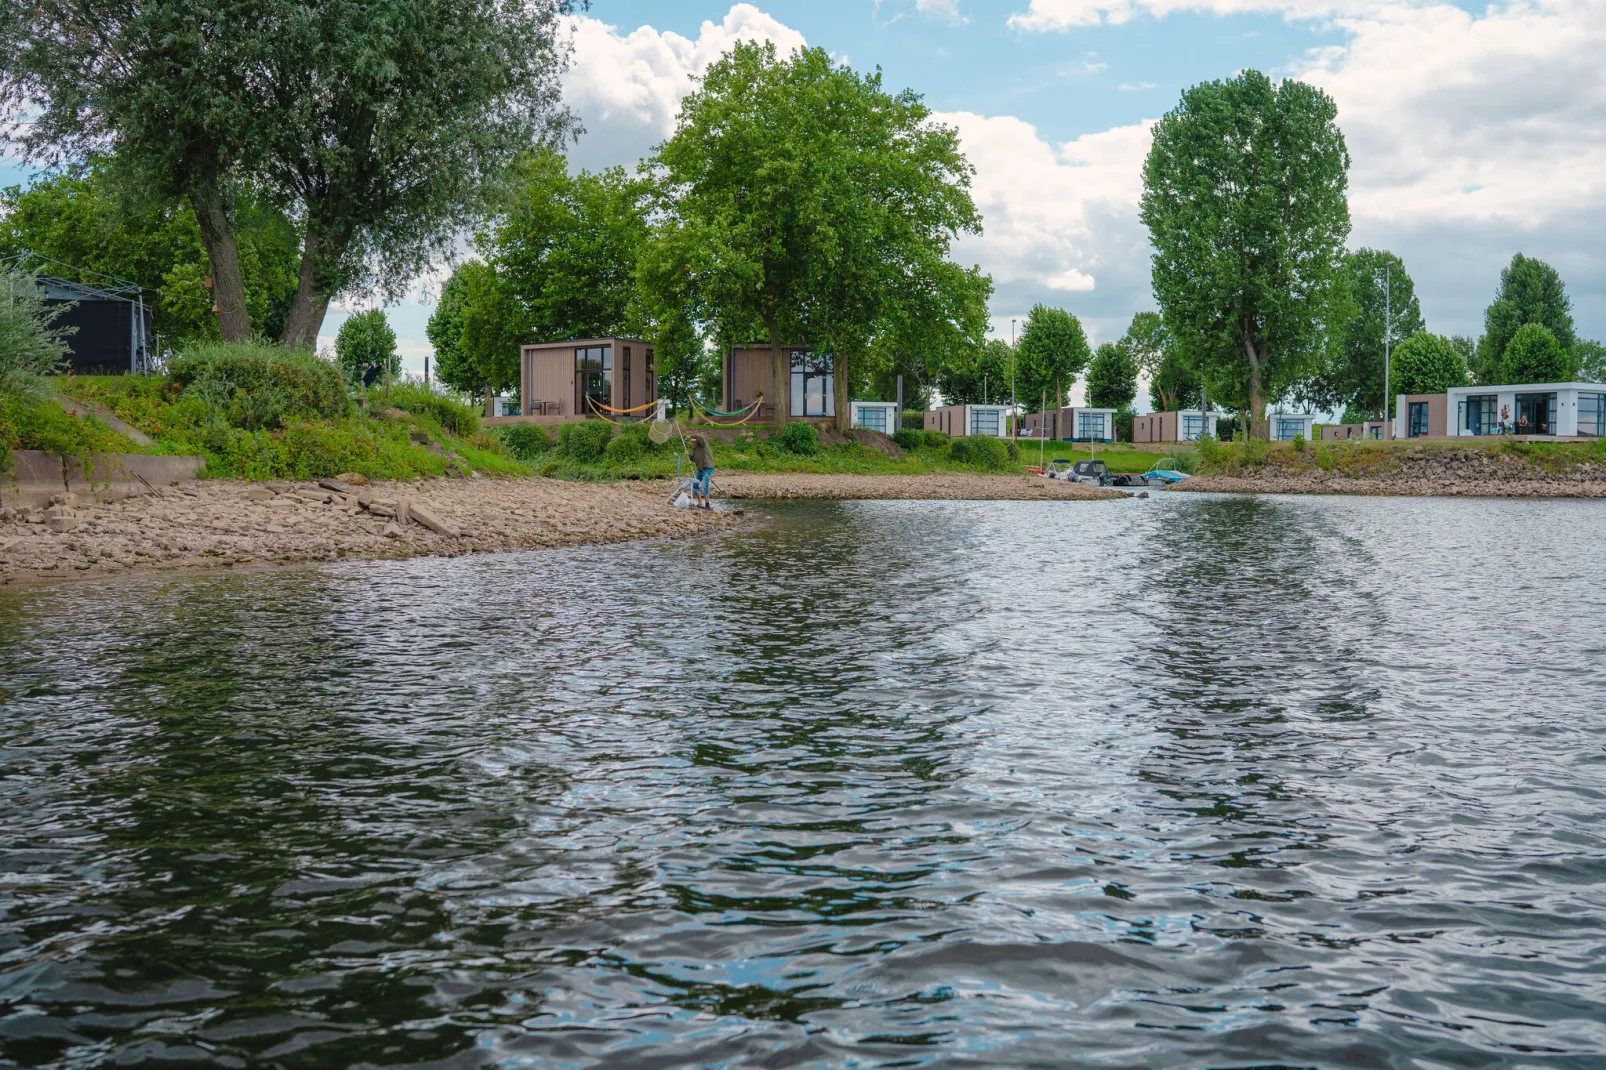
[1013,443,1190,474]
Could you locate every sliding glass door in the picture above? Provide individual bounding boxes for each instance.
[575,345,611,415]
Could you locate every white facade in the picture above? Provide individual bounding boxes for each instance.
[1268,412,1319,441]
[1177,409,1222,441]
[849,401,899,434]
[1444,382,1606,438]
[962,404,1012,438]
[1069,407,1117,442]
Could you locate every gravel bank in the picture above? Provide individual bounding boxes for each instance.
[713,472,1124,501]
[1175,446,1606,498]
[0,477,740,583]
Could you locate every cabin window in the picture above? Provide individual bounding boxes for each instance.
[789,350,834,417]
[1578,393,1604,437]
[1181,414,1203,440]
[1077,411,1105,440]
[970,408,1001,436]
[1408,402,1429,438]
[1465,394,1496,434]
[1274,416,1306,441]
[575,345,612,415]
[1514,392,1556,435]
[854,406,888,433]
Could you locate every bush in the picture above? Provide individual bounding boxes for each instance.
[922,429,950,449]
[948,435,1011,471]
[892,427,923,451]
[1291,432,1306,452]
[168,341,348,428]
[557,419,613,462]
[780,421,818,455]
[1314,444,1335,472]
[1501,323,1571,385]
[386,380,480,438]
[491,423,553,460]
[1005,439,1020,462]
[604,423,657,465]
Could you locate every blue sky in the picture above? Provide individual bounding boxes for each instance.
[6,1,1600,409]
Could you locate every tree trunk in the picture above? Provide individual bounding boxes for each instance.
[485,380,496,418]
[190,178,252,343]
[280,254,331,350]
[764,310,787,432]
[1054,373,1063,413]
[1243,335,1268,438]
[834,351,849,433]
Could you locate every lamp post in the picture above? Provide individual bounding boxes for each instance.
[1377,263,1392,439]
[1010,318,1018,441]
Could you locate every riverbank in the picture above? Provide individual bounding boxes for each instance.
[0,472,1120,583]
[1180,441,1606,497]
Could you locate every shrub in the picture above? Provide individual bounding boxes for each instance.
[734,430,759,452]
[1196,433,1223,466]
[605,424,657,464]
[491,423,553,460]
[948,435,1011,471]
[168,341,348,428]
[557,419,613,462]
[1291,432,1306,452]
[386,380,480,438]
[780,421,818,455]
[1501,323,1571,385]
[1314,444,1335,472]
[1005,439,1020,462]
[892,427,924,451]
[922,429,950,449]
[334,309,401,385]
[1169,447,1199,474]
[0,269,72,400]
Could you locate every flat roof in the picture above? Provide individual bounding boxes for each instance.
[1446,382,1606,394]
[522,337,651,349]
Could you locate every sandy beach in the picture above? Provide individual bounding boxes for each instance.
[0,472,1120,583]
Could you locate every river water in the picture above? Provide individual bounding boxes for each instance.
[3,494,1604,1069]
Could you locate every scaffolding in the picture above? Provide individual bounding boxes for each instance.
[2,251,157,374]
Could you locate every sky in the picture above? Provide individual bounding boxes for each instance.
[7,0,1604,409]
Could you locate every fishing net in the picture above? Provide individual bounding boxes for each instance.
[648,417,680,444]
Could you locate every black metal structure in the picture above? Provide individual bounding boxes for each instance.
[3,253,157,375]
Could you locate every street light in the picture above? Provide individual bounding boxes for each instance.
[1376,263,1392,438]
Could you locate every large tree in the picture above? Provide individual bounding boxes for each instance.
[1315,249,1424,418]
[1120,311,1201,412]
[427,260,524,413]
[1141,70,1351,437]
[645,42,982,431]
[1085,342,1138,410]
[1476,254,1576,384]
[1500,323,1571,386]
[937,338,1014,406]
[1,162,300,344]
[1015,305,1090,412]
[3,0,575,347]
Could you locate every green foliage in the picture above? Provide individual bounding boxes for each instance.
[489,423,552,460]
[923,429,951,449]
[1389,332,1469,401]
[335,310,400,386]
[1311,249,1425,417]
[557,419,614,462]
[1086,342,1138,409]
[1121,311,1199,412]
[1016,305,1089,409]
[892,427,924,451]
[1314,443,1335,471]
[1142,69,1351,430]
[0,390,143,475]
[643,40,984,430]
[428,260,522,402]
[947,435,1011,471]
[385,381,480,439]
[167,341,349,429]
[780,421,819,455]
[0,165,302,345]
[1573,339,1606,384]
[1291,432,1307,452]
[1501,323,1572,385]
[1113,404,1136,444]
[939,338,1015,405]
[0,270,72,399]
[1477,254,1576,384]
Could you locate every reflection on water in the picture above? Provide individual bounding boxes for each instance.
[3,495,1604,1068]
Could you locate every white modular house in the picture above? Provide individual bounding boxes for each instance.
[1445,382,1606,438]
[1067,407,1117,442]
[924,403,1013,438]
[1268,412,1319,441]
[849,401,899,434]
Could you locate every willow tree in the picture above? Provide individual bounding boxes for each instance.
[1141,70,1351,437]
[3,0,576,347]
[645,42,981,431]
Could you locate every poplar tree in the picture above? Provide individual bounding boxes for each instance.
[1016,305,1090,411]
[1141,70,1351,437]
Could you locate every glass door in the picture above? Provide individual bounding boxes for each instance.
[1514,392,1555,435]
[575,345,612,415]
[789,350,834,417]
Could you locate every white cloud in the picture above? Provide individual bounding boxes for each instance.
[1008,0,1395,31]
[562,4,808,171]
[918,0,969,23]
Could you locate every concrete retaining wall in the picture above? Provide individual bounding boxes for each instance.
[2,450,203,507]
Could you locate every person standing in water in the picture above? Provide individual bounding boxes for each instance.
[687,434,715,509]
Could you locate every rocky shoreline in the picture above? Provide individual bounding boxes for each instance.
[0,472,1121,583]
[1175,446,1606,498]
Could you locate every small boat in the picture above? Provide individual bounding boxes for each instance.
[1142,458,1188,485]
